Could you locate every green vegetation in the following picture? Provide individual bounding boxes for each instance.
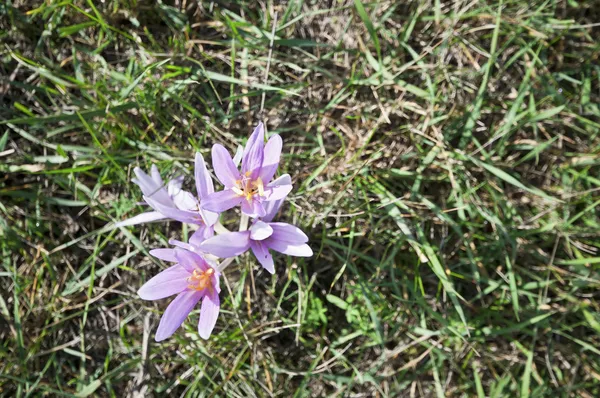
[1,0,600,396]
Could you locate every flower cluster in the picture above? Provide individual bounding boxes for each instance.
[119,123,312,341]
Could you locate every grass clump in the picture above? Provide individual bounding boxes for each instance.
[1,0,600,396]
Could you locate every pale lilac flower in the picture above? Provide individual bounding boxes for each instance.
[117,154,219,236]
[202,123,293,218]
[199,175,312,273]
[139,248,221,341]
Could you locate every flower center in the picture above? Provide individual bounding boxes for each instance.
[232,172,264,202]
[187,268,215,292]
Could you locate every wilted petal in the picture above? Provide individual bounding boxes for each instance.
[199,231,251,258]
[175,248,208,272]
[150,248,178,262]
[195,152,214,199]
[250,220,273,241]
[212,144,240,188]
[262,174,291,222]
[202,189,244,213]
[262,184,292,201]
[198,291,220,340]
[259,134,282,183]
[115,211,167,227]
[144,195,202,225]
[266,240,313,257]
[155,290,202,342]
[269,223,309,244]
[250,241,275,274]
[138,265,190,300]
[242,123,264,178]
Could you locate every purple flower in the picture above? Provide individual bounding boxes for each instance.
[199,175,312,273]
[202,123,293,218]
[138,248,221,341]
[117,154,219,233]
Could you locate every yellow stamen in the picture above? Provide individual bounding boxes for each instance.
[187,268,215,292]
[255,177,264,197]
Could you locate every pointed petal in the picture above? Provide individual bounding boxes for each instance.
[269,223,309,243]
[267,240,313,257]
[262,174,291,222]
[262,184,292,201]
[115,211,167,227]
[144,195,202,225]
[250,241,275,274]
[175,248,208,272]
[259,134,282,183]
[202,189,244,213]
[199,231,251,258]
[198,291,220,339]
[212,144,240,188]
[150,164,163,185]
[195,152,214,199]
[150,248,178,262]
[249,220,273,241]
[242,123,264,178]
[133,167,172,204]
[155,290,202,342]
[138,265,190,300]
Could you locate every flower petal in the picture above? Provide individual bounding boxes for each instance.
[250,241,275,274]
[198,291,220,340]
[195,152,214,199]
[144,195,202,225]
[150,248,178,262]
[202,189,244,213]
[262,183,292,201]
[150,164,163,185]
[138,265,190,300]
[259,134,282,183]
[269,222,309,244]
[262,174,291,222]
[199,231,251,258]
[175,248,208,272]
[249,220,273,241]
[133,167,172,205]
[155,290,202,342]
[240,198,266,218]
[212,144,240,188]
[242,123,264,178]
[232,145,244,167]
[115,211,167,227]
[167,175,184,197]
[172,190,199,211]
[189,225,214,247]
[266,240,313,257]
